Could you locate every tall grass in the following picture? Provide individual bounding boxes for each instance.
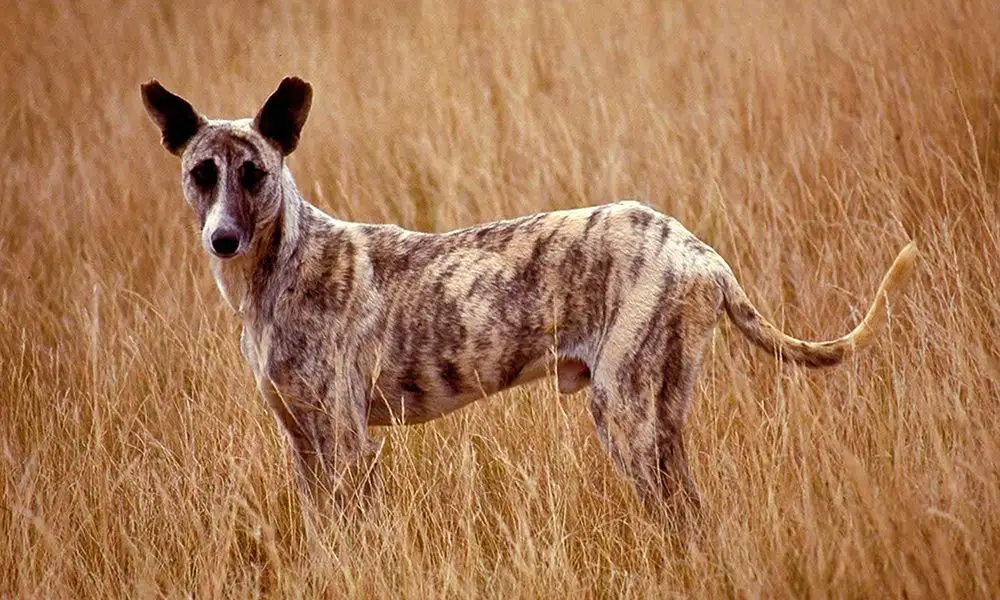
[2,0,999,596]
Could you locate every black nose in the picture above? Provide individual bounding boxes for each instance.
[210,230,241,257]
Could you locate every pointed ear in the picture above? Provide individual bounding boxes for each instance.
[140,80,205,155]
[253,77,313,155]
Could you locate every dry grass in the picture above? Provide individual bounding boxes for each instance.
[2,0,999,597]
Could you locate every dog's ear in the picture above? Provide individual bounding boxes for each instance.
[140,80,205,155]
[253,77,313,155]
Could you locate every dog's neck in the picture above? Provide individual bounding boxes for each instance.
[208,165,304,321]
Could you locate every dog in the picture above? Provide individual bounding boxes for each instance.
[141,76,917,513]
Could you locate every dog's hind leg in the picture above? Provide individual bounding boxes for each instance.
[587,278,722,514]
[587,378,700,513]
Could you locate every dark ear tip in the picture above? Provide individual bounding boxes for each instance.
[279,76,313,98]
[140,81,169,109]
[280,76,310,88]
[140,80,163,94]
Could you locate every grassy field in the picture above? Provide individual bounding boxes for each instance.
[2,0,999,596]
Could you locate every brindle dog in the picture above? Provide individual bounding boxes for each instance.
[141,77,917,513]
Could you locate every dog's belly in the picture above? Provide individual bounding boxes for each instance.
[366,389,485,426]
[367,357,591,426]
[509,356,591,394]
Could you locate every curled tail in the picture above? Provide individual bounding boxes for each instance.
[719,242,918,367]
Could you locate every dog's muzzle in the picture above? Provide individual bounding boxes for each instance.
[202,199,248,259]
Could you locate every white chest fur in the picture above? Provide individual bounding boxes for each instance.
[210,257,250,313]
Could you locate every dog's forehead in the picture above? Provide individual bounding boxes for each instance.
[182,119,275,166]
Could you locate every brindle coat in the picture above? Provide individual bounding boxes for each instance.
[141,77,918,512]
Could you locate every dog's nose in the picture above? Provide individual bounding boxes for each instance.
[210,230,241,257]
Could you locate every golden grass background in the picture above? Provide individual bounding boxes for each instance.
[2,0,999,596]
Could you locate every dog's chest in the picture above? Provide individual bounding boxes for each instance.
[211,259,250,312]
[239,324,269,387]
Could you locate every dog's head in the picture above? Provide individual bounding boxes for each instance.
[140,77,312,259]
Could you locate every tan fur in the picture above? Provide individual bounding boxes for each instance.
[719,241,919,367]
[142,77,918,514]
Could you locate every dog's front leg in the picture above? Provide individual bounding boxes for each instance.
[257,376,378,515]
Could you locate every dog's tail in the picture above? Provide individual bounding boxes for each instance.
[718,242,918,367]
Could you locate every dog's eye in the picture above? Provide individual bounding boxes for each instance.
[190,160,217,189]
[240,161,266,190]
